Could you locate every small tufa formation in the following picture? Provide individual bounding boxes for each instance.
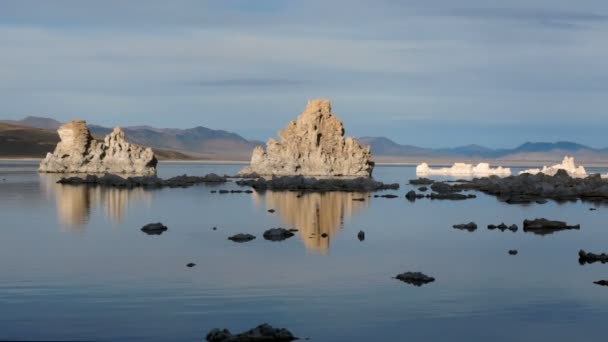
[239,99,374,177]
[39,120,157,175]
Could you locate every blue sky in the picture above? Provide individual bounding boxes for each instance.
[1,0,607,148]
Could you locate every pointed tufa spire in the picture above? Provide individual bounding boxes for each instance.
[39,120,157,175]
[240,99,374,177]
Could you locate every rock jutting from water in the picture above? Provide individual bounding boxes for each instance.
[206,323,296,342]
[228,233,256,243]
[394,272,435,286]
[443,170,608,203]
[452,222,478,231]
[523,218,580,235]
[39,120,157,175]
[141,222,168,235]
[57,173,228,188]
[262,228,295,241]
[579,250,608,264]
[416,162,512,177]
[239,99,374,177]
[236,176,398,192]
[487,223,518,232]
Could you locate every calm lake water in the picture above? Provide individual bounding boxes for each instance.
[1,161,608,341]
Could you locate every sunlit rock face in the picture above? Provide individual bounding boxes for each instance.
[416,162,512,177]
[39,120,157,175]
[240,99,374,177]
[519,156,587,178]
[259,191,368,253]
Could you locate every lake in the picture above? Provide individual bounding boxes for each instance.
[1,160,608,341]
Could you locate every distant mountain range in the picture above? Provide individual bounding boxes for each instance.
[3,116,608,165]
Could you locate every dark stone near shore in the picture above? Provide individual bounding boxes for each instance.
[452,222,477,231]
[405,190,417,201]
[523,218,580,235]
[206,323,296,342]
[441,170,608,204]
[357,230,365,241]
[380,194,399,198]
[141,222,168,235]
[394,272,435,286]
[228,234,256,243]
[418,186,428,192]
[508,250,518,255]
[58,173,228,188]
[579,249,608,264]
[263,228,295,241]
[594,280,608,286]
[429,192,476,200]
[236,176,399,192]
[409,178,434,185]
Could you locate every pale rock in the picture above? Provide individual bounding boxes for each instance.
[416,162,511,177]
[39,120,157,175]
[239,99,374,177]
[519,156,587,178]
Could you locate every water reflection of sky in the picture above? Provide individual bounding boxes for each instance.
[2,161,608,341]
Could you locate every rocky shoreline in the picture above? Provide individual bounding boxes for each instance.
[57,173,228,188]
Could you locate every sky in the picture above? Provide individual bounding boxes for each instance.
[0,0,607,148]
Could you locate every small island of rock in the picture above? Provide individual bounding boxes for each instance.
[39,120,157,175]
[239,99,374,177]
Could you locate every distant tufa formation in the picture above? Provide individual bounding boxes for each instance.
[240,99,374,177]
[39,120,157,175]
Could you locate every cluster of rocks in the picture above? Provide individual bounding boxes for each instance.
[453,222,478,231]
[523,218,580,235]
[206,323,296,342]
[236,176,399,192]
[57,173,228,188]
[579,250,608,264]
[39,120,157,175]
[488,223,518,232]
[404,180,477,201]
[211,189,254,194]
[239,99,374,177]
[394,272,435,286]
[441,170,608,204]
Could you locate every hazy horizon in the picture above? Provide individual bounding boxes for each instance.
[1,0,607,148]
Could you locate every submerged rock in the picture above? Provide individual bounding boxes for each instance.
[523,218,580,235]
[141,222,168,235]
[263,228,295,241]
[206,323,296,342]
[236,176,398,192]
[239,99,374,177]
[57,173,228,188]
[579,250,608,264]
[452,222,478,231]
[228,234,256,243]
[394,272,435,286]
[39,120,157,175]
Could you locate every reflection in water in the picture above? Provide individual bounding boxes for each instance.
[39,174,151,230]
[257,191,369,253]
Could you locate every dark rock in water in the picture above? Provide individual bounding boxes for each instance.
[380,194,399,198]
[431,182,459,194]
[236,175,399,192]
[244,190,253,194]
[58,173,228,188]
[263,228,295,241]
[210,190,217,193]
[418,186,428,192]
[219,190,230,194]
[141,222,168,235]
[212,227,217,231]
[409,178,434,185]
[508,250,518,255]
[429,192,476,200]
[405,190,417,201]
[523,218,580,235]
[357,230,365,241]
[352,197,365,202]
[452,222,477,231]
[579,249,608,264]
[267,209,275,213]
[536,199,548,204]
[589,207,597,211]
[288,228,299,232]
[228,234,256,243]
[488,223,518,232]
[594,280,608,286]
[394,272,435,286]
[321,233,328,238]
[206,323,296,342]
[187,263,196,267]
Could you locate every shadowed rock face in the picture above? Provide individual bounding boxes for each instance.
[39,120,157,175]
[240,99,374,177]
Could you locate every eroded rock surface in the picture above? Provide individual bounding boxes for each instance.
[39,120,157,175]
[239,99,374,177]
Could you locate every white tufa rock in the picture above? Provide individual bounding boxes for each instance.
[519,156,587,178]
[416,162,512,177]
[239,99,374,177]
[39,120,157,175]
